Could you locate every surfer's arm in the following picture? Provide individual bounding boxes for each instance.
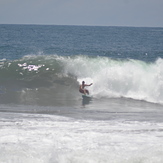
[85,83,93,86]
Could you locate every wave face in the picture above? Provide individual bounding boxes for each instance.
[0,55,163,105]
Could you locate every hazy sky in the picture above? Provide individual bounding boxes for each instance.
[0,0,163,27]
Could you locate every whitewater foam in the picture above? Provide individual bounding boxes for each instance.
[0,112,163,163]
[60,55,163,104]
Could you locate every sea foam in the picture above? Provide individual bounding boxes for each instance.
[61,55,163,104]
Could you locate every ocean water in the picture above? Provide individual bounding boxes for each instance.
[0,24,163,163]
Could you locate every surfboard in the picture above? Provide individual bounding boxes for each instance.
[82,94,92,99]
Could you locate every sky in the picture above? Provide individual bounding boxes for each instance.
[0,0,163,27]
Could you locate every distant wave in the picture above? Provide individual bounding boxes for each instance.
[0,55,163,105]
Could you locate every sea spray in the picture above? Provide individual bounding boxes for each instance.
[61,55,163,103]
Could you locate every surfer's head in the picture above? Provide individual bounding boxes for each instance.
[82,81,85,84]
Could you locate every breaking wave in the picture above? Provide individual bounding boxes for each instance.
[0,54,163,105]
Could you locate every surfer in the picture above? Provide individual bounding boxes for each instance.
[79,81,93,95]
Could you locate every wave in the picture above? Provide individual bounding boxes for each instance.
[0,54,163,105]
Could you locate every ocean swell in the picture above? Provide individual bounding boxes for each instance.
[0,55,163,105]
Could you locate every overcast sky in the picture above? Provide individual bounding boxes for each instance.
[0,0,163,27]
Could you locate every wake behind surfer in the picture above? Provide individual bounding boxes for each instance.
[79,81,93,95]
